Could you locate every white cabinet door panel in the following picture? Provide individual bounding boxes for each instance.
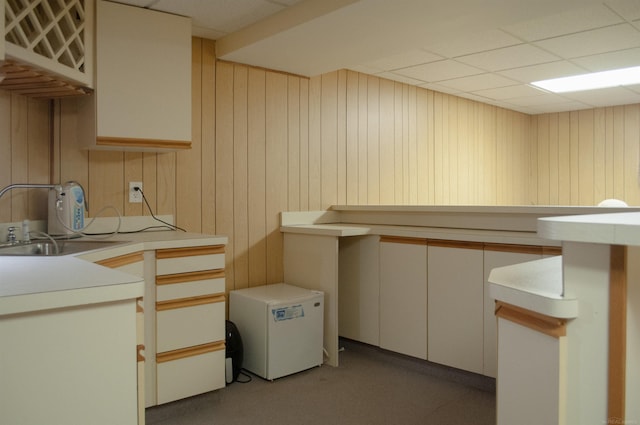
[379,238,427,359]
[428,244,483,374]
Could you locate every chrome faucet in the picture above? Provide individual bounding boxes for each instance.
[0,183,60,200]
[6,226,18,244]
[0,183,61,245]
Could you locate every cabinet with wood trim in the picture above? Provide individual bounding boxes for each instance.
[154,245,226,404]
[427,240,485,374]
[95,251,146,425]
[379,236,428,359]
[482,244,544,378]
[77,0,192,151]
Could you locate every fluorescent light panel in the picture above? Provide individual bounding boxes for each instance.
[531,65,640,93]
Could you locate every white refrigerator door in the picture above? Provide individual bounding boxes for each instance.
[267,294,324,379]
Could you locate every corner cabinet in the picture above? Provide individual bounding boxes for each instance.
[78,0,192,151]
[95,251,147,425]
[154,245,226,404]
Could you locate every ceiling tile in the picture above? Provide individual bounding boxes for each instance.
[377,72,430,86]
[417,83,462,95]
[456,44,560,72]
[498,61,588,83]
[534,23,640,59]
[423,29,521,58]
[605,0,640,21]
[502,4,623,41]
[394,60,483,83]
[560,86,640,107]
[361,49,443,72]
[571,47,640,71]
[502,93,576,107]
[523,101,593,114]
[154,0,285,34]
[473,84,546,100]
[437,73,518,92]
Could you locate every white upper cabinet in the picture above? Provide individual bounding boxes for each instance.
[0,0,94,97]
[78,0,192,151]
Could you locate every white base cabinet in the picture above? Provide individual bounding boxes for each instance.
[154,245,226,404]
[482,248,543,377]
[0,300,138,425]
[428,241,484,374]
[338,235,380,346]
[379,236,427,359]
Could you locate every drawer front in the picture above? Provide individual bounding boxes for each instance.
[156,271,225,302]
[156,245,225,275]
[156,297,225,353]
[156,344,225,404]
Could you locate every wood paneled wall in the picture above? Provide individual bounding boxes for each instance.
[2,37,640,290]
[0,91,51,222]
[530,106,640,206]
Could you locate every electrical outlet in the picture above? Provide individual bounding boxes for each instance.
[129,182,143,203]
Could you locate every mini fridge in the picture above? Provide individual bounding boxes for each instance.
[229,283,324,380]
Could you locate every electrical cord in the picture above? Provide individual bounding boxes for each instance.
[135,186,186,232]
[235,370,253,384]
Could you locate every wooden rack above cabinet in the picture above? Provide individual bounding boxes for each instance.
[0,60,91,98]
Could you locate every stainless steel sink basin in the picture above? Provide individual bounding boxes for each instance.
[0,240,127,256]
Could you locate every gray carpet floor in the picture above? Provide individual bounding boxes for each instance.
[146,339,496,425]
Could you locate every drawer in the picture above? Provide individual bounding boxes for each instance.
[156,245,224,275]
[156,270,225,302]
[156,342,225,404]
[156,296,225,352]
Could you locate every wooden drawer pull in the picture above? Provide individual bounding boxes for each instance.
[156,341,225,363]
[136,297,144,313]
[380,236,427,245]
[156,269,225,286]
[427,239,484,250]
[137,344,145,362]
[495,301,567,338]
[156,293,225,311]
[96,251,144,268]
[156,245,225,259]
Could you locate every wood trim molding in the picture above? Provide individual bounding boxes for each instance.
[608,245,627,423]
[542,246,562,256]
[156,293,225,311]
[379,236,427,245]
[156,245,225,259]
[96,136,191,150]
[156,269,225,286]
[484,243,544,255]
[96,251,144,268]
[427,239,484,250]
[495,301,567,338]
[156,341,225,363]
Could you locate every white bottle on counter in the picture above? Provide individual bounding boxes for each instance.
[22,219,30,243]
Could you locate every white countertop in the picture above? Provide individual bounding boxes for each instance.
[1,230,227,315]
[488,256,578,318]
[538,211,640,246]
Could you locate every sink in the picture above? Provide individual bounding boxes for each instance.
[0,240,128,256]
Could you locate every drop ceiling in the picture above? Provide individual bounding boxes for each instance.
[112,0,640,115]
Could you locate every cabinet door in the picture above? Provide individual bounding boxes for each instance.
[379,237,427,359]
[428,241,484,373]
[82,0,191,150]
[338,235,380,346]
[483,246,542,378]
